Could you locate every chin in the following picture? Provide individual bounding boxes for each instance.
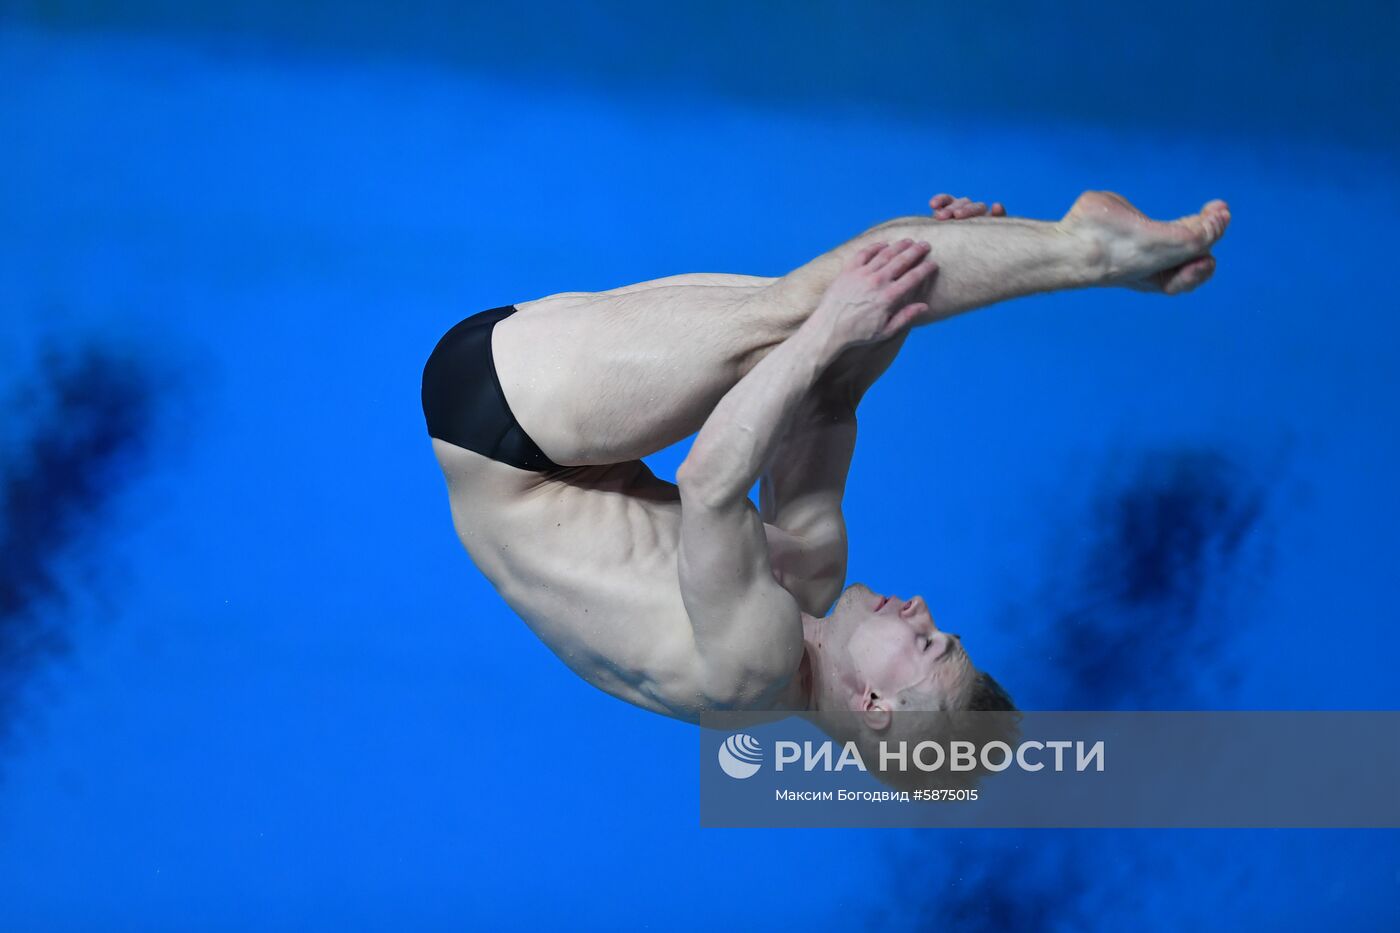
[835,582,872,612]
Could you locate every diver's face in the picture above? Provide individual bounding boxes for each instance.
[824,583,974,708]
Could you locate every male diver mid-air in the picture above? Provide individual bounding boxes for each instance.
[421,190,1230,759]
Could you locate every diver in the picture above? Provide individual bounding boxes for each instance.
[421,190,1229,759]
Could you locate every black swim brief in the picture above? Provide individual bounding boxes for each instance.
[421,305,562,472]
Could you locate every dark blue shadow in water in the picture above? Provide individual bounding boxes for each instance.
[1035,447,1271,709]
[0,340,169,747]
[870,446,1274,932]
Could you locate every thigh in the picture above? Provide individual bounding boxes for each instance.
[598,272,777,295]
[494,276,804,466]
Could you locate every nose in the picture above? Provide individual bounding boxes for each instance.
[899,595,933,626]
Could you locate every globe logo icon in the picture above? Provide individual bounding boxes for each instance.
[717,733,763,779]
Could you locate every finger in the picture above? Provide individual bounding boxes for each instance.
[873,239,924,277]
[851,241,888,268]
[929,193,954,210]
[1161,254,1216,294]
[880,301,932,339]
[934,208,954,221]
[882,240,931,280]
[1133,254,1217,295]
[954,201,986,219]
[991,202,1006,216]
[867,238,913,272]
[883,258,939,304]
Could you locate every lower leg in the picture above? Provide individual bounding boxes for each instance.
[770,216,1095,326]
[769,191,1229,323]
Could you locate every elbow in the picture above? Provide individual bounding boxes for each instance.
[675,455,700,491]
[680,427,759,508]
[676,456,732,511]
[675,457,707,503]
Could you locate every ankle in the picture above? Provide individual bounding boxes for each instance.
[1055,219,1113,286]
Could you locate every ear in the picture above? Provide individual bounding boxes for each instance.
[862,692,892,732]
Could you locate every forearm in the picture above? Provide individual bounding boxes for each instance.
[757,318,913,614]
[760,396,855,532]
[758,402,854,615]
[679,319,839,504]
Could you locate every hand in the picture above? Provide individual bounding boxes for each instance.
[929,192,1005,220]
[813,239,939,350]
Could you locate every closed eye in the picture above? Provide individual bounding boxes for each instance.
[918,634,932,652]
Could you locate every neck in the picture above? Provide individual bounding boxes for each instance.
[792,645,815,710]
[798,612,828,711]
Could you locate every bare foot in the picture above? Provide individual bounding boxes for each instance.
[1060,191,1231,295]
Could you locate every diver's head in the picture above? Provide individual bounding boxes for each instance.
[805,582,978,723]
[806,582,1024,784]
[804,582,1020,789]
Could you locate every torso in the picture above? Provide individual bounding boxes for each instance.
[429,277,804,720]
[433,438,715,719]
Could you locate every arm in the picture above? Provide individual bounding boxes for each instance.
[757,336,905,615]
[759,196,1001,614]
[757,401,853,619]
[674,321,837,706]
[675,240,938,705]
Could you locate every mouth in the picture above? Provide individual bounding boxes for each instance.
[874,595,891,611]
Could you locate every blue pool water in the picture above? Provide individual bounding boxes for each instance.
[2,5,1397,929]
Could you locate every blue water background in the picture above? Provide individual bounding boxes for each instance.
[2,4,1398,929]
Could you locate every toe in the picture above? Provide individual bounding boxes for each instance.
[1199,200,1232,241]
